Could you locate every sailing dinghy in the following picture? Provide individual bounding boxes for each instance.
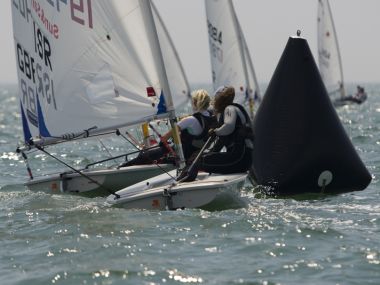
[205,0,261,118]
[317,0,366,106]
[106,0,248,210]
[12,0,190,196]
[106,170,247,210]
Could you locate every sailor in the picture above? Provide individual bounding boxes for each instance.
[354,86,366,101]
[178,86,254,181]
[341,85,367,104]
[120,89,215,167]
[162,89,215,160]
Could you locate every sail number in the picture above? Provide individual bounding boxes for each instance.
[33,22,53,72]
[40,0,93,29]
[207,21,223,64]
[70,0,93,29]
[319,49,331,68]
[17,42,57,113]
[17,37,58,117]
[15,0,94,32]
[207,20,223,44]
[12,0,32,23]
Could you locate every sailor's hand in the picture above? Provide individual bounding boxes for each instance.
[208,128,216,137]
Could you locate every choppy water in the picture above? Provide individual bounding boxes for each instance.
[0,83,379,285]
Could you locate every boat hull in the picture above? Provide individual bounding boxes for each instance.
[26,164,174,197]
[333,94,368,106]
[107,171,248,210]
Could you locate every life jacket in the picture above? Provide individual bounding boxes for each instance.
[180,111,215,158]
[218,103,254,149]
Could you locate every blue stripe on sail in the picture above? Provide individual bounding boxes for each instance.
[157,91,167,114]
[20,101,32,143]
[37,95,51,137]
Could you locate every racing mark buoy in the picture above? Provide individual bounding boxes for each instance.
[250,36,372,196]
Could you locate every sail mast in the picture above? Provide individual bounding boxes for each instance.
[326,0,346,98]
[229,0,254,118]
[240,24,261,100]
[228,0,253,118]
[151,3,191,100]
[140,0,186,167]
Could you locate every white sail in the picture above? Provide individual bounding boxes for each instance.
[152,2,191,110]
[11,0,188,146]
[239,20,261,104]
[205,0,260,108]
[317,0,346,98]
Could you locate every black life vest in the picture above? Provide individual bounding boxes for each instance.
[180,111,215,159]
[218,103,254,149]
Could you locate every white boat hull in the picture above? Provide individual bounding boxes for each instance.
[107,171,248,210]
[26,164,174,197]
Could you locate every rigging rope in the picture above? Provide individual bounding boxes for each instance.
[35,146,120,198]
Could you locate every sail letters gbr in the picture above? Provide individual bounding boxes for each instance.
[13,0,93,129]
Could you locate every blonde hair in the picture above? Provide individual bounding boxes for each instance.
[191,89,210,111]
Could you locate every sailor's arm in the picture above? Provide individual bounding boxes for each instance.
[215,106,237,136]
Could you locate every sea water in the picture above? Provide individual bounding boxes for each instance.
[0,83,379,285]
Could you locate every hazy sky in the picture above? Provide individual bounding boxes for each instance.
[1,0,379,85]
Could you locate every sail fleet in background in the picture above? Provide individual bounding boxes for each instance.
[11,0,371,210]
[317,0,367,106]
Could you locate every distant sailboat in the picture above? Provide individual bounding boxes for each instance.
[12,0,190,196]
[205,0,261,118]
[317,0,367,106]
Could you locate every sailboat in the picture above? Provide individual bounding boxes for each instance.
[205,0,261,118]
[105,0,248,210]
[12,0,190,196]
[317,0,367,106]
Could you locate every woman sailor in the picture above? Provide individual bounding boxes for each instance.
[162,89,215,160]
[120,89,214,166]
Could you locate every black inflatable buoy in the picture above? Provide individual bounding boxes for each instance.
[251,36,371,196]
